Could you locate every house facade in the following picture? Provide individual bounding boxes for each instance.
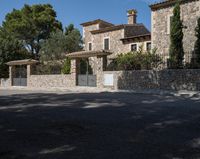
[77,9,151,74]
[150,0,200,63]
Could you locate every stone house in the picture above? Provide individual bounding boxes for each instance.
[150,0,200,63]
[65,9,151,87]
[67,9,151,74]
[81,10,151,57]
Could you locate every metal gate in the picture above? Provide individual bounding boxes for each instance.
[78,74,96,87]
[12,65,27,86]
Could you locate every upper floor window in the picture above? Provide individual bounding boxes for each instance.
[88,42,92,51]
[104,38,110,50]
[131,44,137,52]
[146,42,151,51]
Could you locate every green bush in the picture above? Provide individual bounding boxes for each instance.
[61,58,71,74]
[107,49,162,71]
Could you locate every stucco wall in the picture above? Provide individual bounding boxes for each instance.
[28,75,75,88]
[152,0,200,61]
[101,70,200,91]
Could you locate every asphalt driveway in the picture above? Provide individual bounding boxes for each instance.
[0,89,200,159]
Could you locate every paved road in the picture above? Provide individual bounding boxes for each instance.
[0,90,200,159]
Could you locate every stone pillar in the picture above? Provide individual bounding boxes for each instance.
[8,66,15,87]
[27,65,31,87]
[27,65,31,77]
[70,59,80,87]
[96,56,105,88]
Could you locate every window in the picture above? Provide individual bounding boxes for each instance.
[131,44,137,52]
[104,38,110,50]
[88,42,92,51]
[167,15,173,34]
[146,42,151,51]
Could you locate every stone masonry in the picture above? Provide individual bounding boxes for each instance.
[28,75,74,88]
[151,0,200,62]
[100,69,200,91]
[84,25,151,59]
[82,10,151,74]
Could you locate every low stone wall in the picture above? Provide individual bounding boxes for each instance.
[101,70,200,91]
[159,70,200,91]
[28,74,75,88]
[0,78,11,88]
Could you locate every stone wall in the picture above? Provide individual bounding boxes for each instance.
[87,29,150,73]
[28,75,75,88]
[83,24,99,50]
[152,0,200,61]
[89,29,150,58]
[0,78,11,88]
[100,70,200,91]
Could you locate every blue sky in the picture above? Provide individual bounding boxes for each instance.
[0,0,157,32]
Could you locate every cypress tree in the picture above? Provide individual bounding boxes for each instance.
[194,18,200,65]
[169,1,184,68]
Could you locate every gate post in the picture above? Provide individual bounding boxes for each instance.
[96,56,105,88]
[9,66,15,87]
[27,65,31,87]
[70,59,80,87]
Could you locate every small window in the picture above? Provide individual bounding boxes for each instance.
[131,44,137,52]
[146,42,151,51]
[104,38,110,50]
[88,42,92,51]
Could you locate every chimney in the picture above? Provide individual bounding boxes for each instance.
[127,9,137,24]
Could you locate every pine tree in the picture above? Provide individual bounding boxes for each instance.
[194,18,200,65]
[169,1,184,68]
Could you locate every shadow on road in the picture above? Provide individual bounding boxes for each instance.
[0,91,200,159]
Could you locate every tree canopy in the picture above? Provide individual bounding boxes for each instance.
[0,4,83,77]
[65,24,83,53]
[39,24,82,62]
[0,27,29,78]
[39,30,67,62]
[2,4,62,58]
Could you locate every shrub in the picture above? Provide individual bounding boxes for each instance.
[107,49,162,71]
[61,58,71,74]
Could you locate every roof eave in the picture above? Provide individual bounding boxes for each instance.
[91,25,125,34]
[66,50,112,58]
[120,34,151,42]
[6,59,38,66]
[150,0,196,11]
